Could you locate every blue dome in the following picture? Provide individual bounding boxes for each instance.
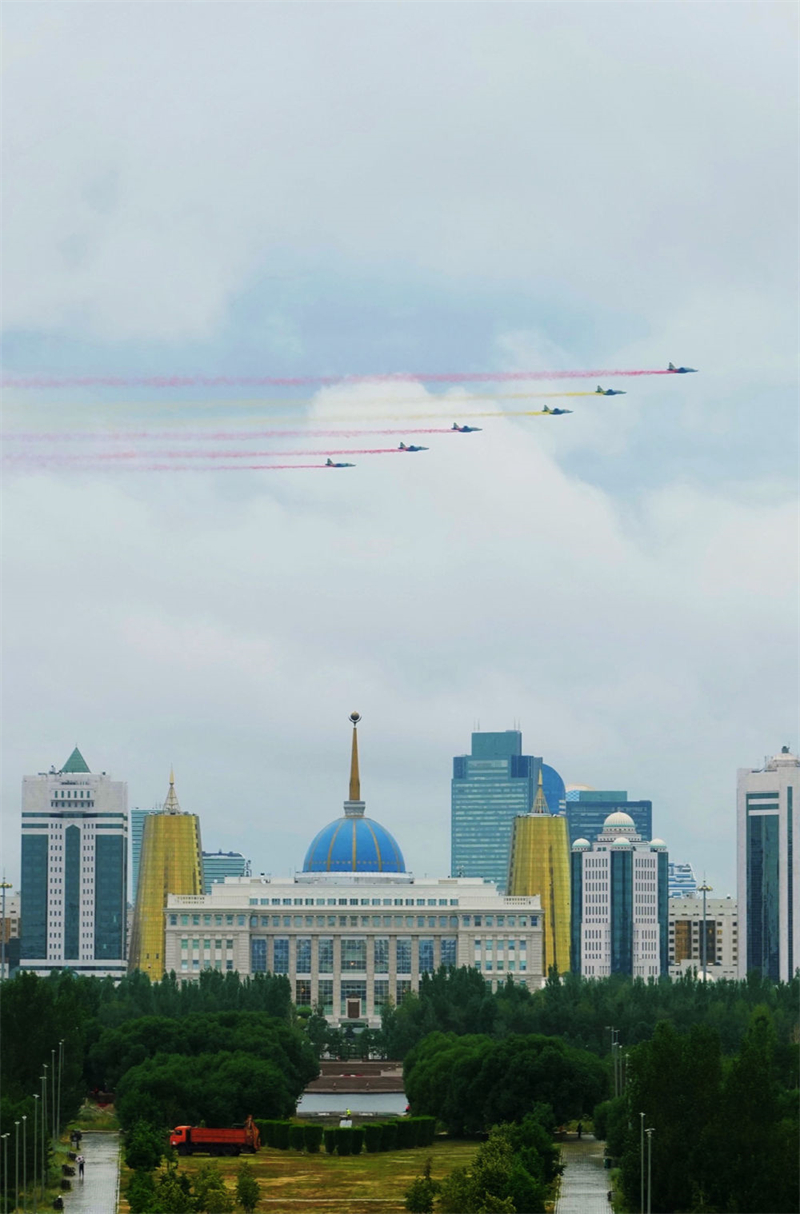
[541,764,566,814]
[303,815,406,873]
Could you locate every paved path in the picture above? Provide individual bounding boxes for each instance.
[555,1135,611,1214]
[65,1133,120,1214]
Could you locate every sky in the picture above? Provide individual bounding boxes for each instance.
[2,2,798,898]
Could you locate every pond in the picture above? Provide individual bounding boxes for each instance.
[296,1091,408,1116]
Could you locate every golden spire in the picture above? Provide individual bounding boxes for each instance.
[348,712,362,801]
[532,768,548,814]
[163,767,182,814]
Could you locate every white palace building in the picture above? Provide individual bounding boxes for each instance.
[164,716,544,1026]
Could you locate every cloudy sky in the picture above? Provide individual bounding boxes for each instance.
[2,2,797,897]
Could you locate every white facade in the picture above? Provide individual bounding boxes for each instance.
[737,748,799,981]
[165,873,544,1027]
[668,896,738,981]
[571,813,668,979]
[21,752,128,978]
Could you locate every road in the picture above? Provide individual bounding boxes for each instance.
[555,1134,611,1214]
[64,1132,120,1214]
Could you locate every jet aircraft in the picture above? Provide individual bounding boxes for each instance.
[667,362,698,374]
[595,385,626,395]
[451,423,482,432]
[325,458,355,468]
[542,405,572,415]
[398,442,428,452]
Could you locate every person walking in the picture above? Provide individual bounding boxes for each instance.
[577,1122,583,1140]
[77,1154,85,1179]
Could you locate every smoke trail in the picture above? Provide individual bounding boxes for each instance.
[6,428,457,443]
[10,390,601,410]
[4,447,411,465]
[3,368,673,389]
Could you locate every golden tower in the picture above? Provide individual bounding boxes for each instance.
[508,770,571,975]
[128,769,203,980]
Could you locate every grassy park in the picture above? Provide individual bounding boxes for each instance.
[118,1138,480,1214]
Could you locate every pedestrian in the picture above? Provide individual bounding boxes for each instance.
[77,1154,85,1179]
[577,1122,583,1140]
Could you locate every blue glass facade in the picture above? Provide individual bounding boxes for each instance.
[565,792,652,847]
[20,834,48,958]
[451,731,565,892]
[95,834,127,960]
[746,808,780,980]
[610,850,633,974]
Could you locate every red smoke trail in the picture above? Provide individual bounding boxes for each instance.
[6,428,455,443]
[6,448,408,462]
[3,368,674,389]
[2,458,335,472]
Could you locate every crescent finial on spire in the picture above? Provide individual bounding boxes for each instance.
[349,713,361,802]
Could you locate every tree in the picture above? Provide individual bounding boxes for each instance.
[194,1162,234,1213]
[124,1120,165,1172]
[403,1157,439,1213]
[235,1161,261,1214]
[126,1169,157,1214]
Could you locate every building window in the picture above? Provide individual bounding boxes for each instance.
[374,979,390,1010]
[396,979,412,1005]
[318,979,334,1015]
[341,937,367,972]
[341,980,367,1018]
[396,938,412,973]
[318,938,334,973]
[441,938,457,968]
[251,938,267,973]
[419,939,434,974]
[296,937,312,973]
[295,979,312,1007]
[273,938,289,974]
[374,938,389,973]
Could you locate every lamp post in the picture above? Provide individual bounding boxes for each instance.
[639,1112,645,1214]
[50,1053,55,1146]
[21,1117,26,1214]
[646,1126,655,1214]
[605,1025,619,1096]
[32,1096,39,1213]
[40,1076,47,1197]
[0,881,13,982]
[14,1122,19,1214]
[1,1134,8,1214]
[698,881,713,982]
[56,1042,64,1144]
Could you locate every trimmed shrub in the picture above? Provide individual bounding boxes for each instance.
[415,1117,436,1147]
[273,1121,291,1150]
[335,1126,353,1156]
[364,1123,384,1153]
[323,1128,337,1155]
[380,1121,399,1151]
[396,1118,417,1149]
[289,1124,306,1151]
[303,1124,323,1154]
[350,1127,364,1155]
[255,1120,275,1148]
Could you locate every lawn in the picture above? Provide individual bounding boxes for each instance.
[119,1139,480,1214]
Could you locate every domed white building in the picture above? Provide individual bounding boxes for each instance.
[570,811,669,980]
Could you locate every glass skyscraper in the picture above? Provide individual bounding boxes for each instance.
[564,789,652,848]
[668,861,698,899]
[737,748,799,982]
[20,747,128,978]
[451,731,565,893]
[507,773,571,974]
[202,850,252,893]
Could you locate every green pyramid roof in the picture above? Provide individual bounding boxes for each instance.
[62,746,90,773]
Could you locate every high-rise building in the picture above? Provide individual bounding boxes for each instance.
[20,747,128,978]
[202,851,252,894]
[508,771,571,974]
[668,861,698,899]
[129,770,203,981]
[130,807,153,903]
[669,895,738,980]
[737,747,799,982]
[570,812,668,979]
[564,789,652,847]
[451,731,565,893]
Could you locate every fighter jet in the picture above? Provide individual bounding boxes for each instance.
[398,442,428,452]
[595,385,626,395]
[325,458,355,468]
[667,362,698,374]
[451,423,482,432]
[542,405,572,415]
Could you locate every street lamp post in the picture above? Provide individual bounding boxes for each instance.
[21,1117,26,1214]
[32,1096,39,1214]
[698,881,713,982]
[50,1054,55,1146]
[639,1112,645,1214]
[39,1077,46,1197]
[14,1122,19,1214]
[56,1042,64,1144]
[646,1127,655,1214]
[1,1134,8,1214]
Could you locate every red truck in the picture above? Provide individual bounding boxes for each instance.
[170,1116,261,1156]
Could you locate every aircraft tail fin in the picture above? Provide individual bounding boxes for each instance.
[668,362,676,370]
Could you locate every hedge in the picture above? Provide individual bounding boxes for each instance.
[335,1127,353,1156]
[380,1121,398,1151]
[396,1118,418,1149]
[323,1128,337,1155]
[350,1128,364,1156]
[413,1117,436,1146]
[363,1123,384,1153]
[273,1121,291,1150]
[303,1124,323,1154]
[254,1120,274,1148]
[289,1124,306,1151]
